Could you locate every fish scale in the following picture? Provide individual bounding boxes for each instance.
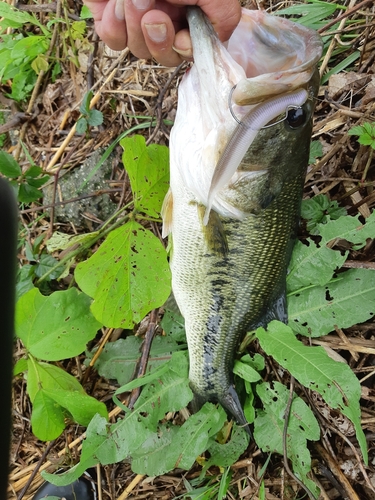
[164,7,322,430]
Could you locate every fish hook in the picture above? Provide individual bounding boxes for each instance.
[228,85,243,125]
[228,85,305,130]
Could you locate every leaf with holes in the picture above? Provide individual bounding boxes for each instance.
[288,268,375,337]
[287,212,375,292]
[254,381,320,498]
[256,322,367,464]
[75,220,171,328]
[121,135,170,218]
[16,287,102,360]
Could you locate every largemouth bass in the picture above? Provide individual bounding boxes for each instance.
[162,8,322,429]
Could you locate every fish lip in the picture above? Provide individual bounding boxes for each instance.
[228,9,323,105]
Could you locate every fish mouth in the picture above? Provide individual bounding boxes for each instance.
[227,9,323,105]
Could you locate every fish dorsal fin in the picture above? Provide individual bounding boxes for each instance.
[198,205,229,257]
[161,189,173,238]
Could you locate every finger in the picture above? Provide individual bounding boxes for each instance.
[124,0,155,59]
[166,0,241,42]
[89,0,128,50]
[141,10,185,66]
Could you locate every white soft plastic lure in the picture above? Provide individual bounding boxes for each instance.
[203,88,308,225]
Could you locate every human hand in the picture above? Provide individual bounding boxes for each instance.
[83,0,241,66]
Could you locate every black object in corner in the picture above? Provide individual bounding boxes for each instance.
[0,178,18,500]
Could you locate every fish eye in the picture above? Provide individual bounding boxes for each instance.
[286,106,306,129]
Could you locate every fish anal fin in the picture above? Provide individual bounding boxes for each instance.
[198,205,229,256]
[161,188,173,238]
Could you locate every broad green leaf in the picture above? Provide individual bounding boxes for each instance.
[121,135,170,217]
[16,288,102,360]
[131,403,226,475]
[43,388,107,426]
[0,151,21,177]
[80,5,93,19]
[86,353,191,465]
[233,360,261,383]
[91,335,182,386]
[289,268,375,337]
[42,414,108,486]
[18,182,43,203]
[254,381,320,497]
[75,220,171,328]
[0,3,43,26]
[256,322,367,463]
[205,424,250,468]
[31,389,65,441]
[287,213,375,292]
[26,360,84,402]
[11,35,48,59]
[13,358,28,376]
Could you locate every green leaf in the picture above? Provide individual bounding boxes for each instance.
[287,213,375,292]
[75,220,171,328]
[121,135,170,217]
[31,389,65,441]
[34,253,65,279]
[80,5,93,19]
[289,268,375,338]
[18,182,43,203]
[0,3,43,27]
[0,151,22,177]
[308,140,323,164]
[301,194,346,233]
[79,91,92,114]
[131,403,226,475]
[91,335,182,386]
[275,1,341,29]
[76,117,88,134]
[160,308,186,343]
[13,358,28,376]
[256,322,367,464]
[205,424,250,468]
[31,54,49,74]
[254,381,320,497]
[87,109,103,127]
[11,35,48,59]
[42,414,107,486]
[43,388,107,426]
[321,51,361,85]
[16,288,102,360]
[233,360,262,383]
[26,359,84,403]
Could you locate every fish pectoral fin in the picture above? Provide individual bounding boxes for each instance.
[198,205,229,257]
[161,188,173,238]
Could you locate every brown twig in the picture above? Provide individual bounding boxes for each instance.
[127,309,159,410]
[146,63,185,146]
[16,440,55,500]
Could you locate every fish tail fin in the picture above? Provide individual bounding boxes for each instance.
[219,385,252,437]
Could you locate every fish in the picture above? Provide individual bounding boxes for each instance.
[162,7,323,430]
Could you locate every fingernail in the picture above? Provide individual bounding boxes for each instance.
[144,23,167,43]
[115,0,125,20]
[172,45,193,58]
[132,0,151,10]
